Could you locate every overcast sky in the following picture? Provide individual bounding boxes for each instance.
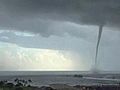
[0,0,120,71]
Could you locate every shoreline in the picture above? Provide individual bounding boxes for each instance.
[1,83,120,90]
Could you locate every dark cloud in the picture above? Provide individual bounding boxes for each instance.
[1,0,120,69]
[0,0,120,36]
[0,28,96,49]
[1,0,120,71]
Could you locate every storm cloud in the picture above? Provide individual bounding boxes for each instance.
[0,0,120,71]
[0,0,120,34]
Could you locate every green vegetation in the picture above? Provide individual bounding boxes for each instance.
[0,79,33,90]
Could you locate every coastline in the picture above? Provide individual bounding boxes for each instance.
[0,83,120,90]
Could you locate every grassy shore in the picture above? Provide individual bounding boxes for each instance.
[1,84,120,90]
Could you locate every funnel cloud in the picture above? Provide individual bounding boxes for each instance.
[94,25,103,69]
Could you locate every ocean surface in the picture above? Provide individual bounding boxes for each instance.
[0,71,120,87]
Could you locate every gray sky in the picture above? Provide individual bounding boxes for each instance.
[0,0,120,71]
